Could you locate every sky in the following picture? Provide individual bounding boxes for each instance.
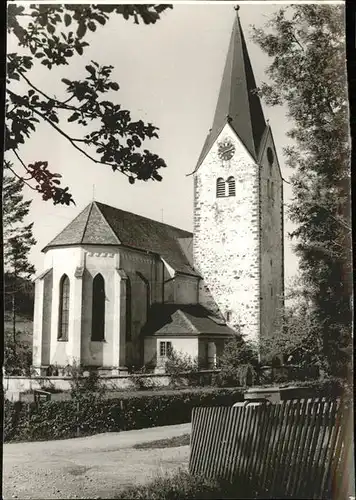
[7,2,301,284]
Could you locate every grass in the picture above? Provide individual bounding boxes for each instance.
[133,434,191,450]
[115,470,224,500]
[114,469,258,499]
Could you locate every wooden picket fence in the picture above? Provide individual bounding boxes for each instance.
[189,399,354,499]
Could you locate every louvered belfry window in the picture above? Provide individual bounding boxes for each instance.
[91,273,105,341]
[227,176,236,197]
[216,178,225,197]
[58,274,70,341]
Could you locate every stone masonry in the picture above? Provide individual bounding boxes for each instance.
[194,124,261,343]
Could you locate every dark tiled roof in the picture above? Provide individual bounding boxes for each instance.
[193,13,267,172]
[143,303,235,337]
[43,201,197,276]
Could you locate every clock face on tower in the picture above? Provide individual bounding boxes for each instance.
[218,138,235,161]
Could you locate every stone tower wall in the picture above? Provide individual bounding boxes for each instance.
[193,124,261,343]
[259,130,284,344]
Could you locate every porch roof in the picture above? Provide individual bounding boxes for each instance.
[143,304,235,337]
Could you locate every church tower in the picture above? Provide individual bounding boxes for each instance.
[193,9,284,347]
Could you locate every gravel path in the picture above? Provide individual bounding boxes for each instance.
[3,423,191,499]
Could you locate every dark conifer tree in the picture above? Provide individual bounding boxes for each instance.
[252,5,352,376]
[3,164,36,344]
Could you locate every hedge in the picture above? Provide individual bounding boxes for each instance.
[4,387,243,442]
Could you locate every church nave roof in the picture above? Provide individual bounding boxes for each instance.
[43,201,197,276]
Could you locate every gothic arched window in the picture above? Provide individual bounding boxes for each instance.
[58,274,70,341]
[216,178,225,198]
[267,147,274,177]
[227,176,236,197]
[91,273,105,341]
[126,277,132,341]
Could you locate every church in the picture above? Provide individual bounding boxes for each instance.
[32,11,284,375]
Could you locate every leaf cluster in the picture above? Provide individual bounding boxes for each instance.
[6,4,173,204]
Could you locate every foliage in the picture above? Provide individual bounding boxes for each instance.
[217,333,260,387]
[4,331,32,375]
[251,5,352,376]
[4,276,34,318]
[4,387,243,442]
[66,363,107,399]
[3,167,36,344]
[130,365,155,390]
[165,349,199,387]
[6,4,172,204]
[165,350,199,375]
[284,376,354,405]
[260,282,325,369]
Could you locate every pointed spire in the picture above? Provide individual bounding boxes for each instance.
[194,8,267,171]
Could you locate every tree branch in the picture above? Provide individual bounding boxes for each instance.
[12,149,32,175]
[28,105,129,178]
[6,163,37,192]
[291,31,305,52]
[12,65,94,117]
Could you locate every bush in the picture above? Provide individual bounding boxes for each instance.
[217,334,260,387]
[165,350,199,387]
[66,363,106,398]
[4,333,32,375]
[4,387,243,442]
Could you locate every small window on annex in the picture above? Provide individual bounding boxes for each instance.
[216,177,225,198]
[58,274,70,341]
[227,177,236,197]
[159,341,172,358]
[91,273,106,341]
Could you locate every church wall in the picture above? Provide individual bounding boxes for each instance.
[80,247,119,368]
[41,269,53,366]
[259,131,284,344]
[162,261,175,303]
[174,275,199,304]
[144,337,157,366]
[164,279,175,303]
[120,248,160,368]
[45,247,84,366]
[32,278,44,368]
[194,124,261,343]
[163,274,199,304]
